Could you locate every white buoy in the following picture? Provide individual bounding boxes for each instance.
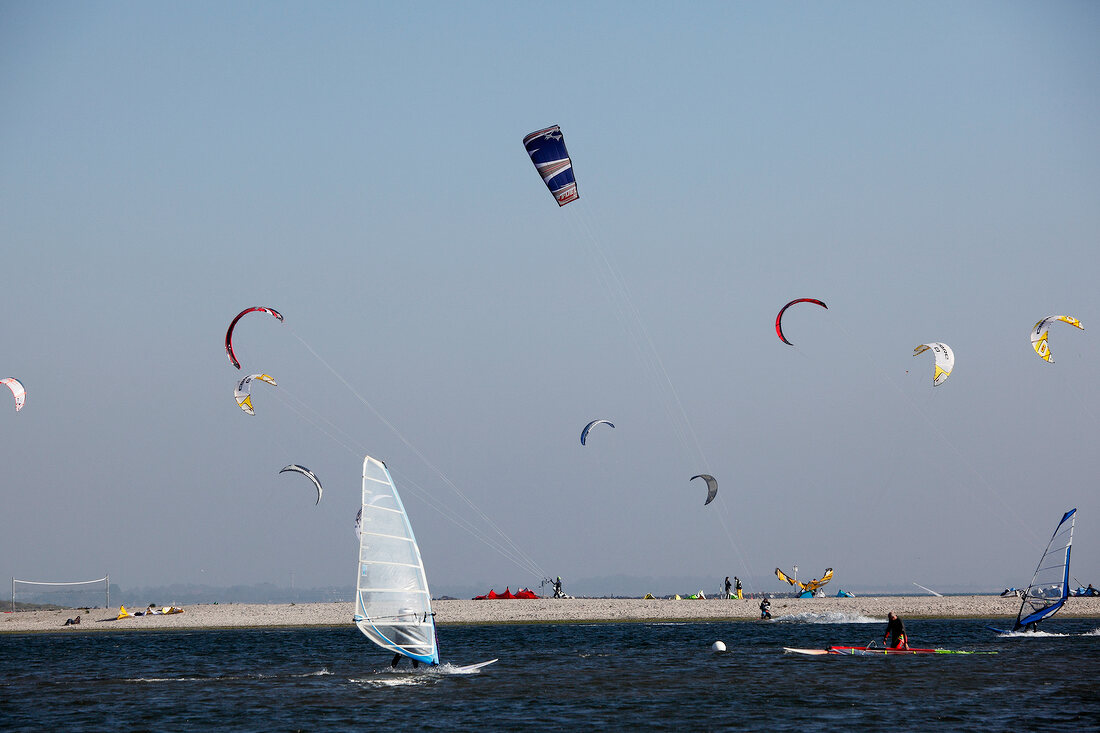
[710,641,726,652]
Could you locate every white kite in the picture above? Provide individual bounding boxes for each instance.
[234,374,277,415]
[0,378,25,412]
[1030,315,1083,364]
[913,343,954,386]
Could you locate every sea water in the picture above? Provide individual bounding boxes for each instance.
[2,616,1098,731]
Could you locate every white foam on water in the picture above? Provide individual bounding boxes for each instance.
[434,662,491,675]
[297,668,332,677]
[351,661,490,686]
[351,675,435,688]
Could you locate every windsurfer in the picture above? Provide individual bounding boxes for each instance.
[883,611,909,649]
[391,653,419,670]
[759,596,771,620]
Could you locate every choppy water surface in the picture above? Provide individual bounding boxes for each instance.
[2,615,1098,731]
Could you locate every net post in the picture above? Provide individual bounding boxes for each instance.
[106,573,110,609]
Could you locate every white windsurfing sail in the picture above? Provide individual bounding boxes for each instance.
[1015,508,1076,631]
[354,456,439,665]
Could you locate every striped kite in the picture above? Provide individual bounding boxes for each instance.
[523,125,579,207]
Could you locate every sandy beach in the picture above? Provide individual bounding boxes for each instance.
[4,595,1100,633]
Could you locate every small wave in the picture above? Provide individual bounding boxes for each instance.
[129,668,332,684]
[350,662,491,685]
[435,662,491,675]
[775,611,881,624]
[297,668,332,677]
[996,629,1069,638]
[1083,627,1100,636]
[352,675,435,688]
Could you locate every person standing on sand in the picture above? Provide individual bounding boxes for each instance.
[734,577,743,599]
[883,611,909,649]
[725,577,732,599]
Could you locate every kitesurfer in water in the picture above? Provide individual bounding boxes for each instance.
[759,596,771,620]
[883,611,909,649]
[724,577,732,599]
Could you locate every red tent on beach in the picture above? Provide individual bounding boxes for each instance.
[472,586,541,600]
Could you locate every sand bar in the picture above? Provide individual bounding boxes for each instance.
[4,596,1100,633]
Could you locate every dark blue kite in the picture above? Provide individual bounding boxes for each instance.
[523,125,579,206]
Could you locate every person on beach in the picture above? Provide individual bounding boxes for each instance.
[725,577,732,599]
[734,577,743,599]
[552,576,565,599]
[759,596,771,620]
[883,611,909,649]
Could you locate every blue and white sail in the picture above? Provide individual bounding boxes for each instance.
[1015,508,1076,631]
[523,125,579,206]
[354,456,439,665]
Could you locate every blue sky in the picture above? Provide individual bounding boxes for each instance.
[2,1,1098,597]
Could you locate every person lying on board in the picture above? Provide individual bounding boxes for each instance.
[883,611,909,650]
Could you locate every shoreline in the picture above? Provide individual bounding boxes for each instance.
[4,596,1100,634]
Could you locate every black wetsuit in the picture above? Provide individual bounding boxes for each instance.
[391,653,419,669]
[884,616,907,647]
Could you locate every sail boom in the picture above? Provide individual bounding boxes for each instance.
[359,531,416,543]
[362,504,404,517]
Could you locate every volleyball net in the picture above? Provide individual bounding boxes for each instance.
[11,575,110,611]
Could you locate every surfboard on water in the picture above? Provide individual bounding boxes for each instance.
[452,659,498,672]
[784,646,994,656]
